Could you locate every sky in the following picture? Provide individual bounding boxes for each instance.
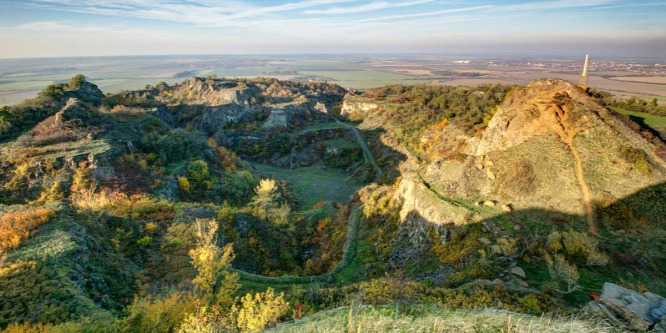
[0,0,665,59]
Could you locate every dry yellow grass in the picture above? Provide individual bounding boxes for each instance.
[270,305,617,333]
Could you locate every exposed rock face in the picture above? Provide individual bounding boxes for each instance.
[263,107,295,129]
[65,81,104,104]
[167,77,253,105]
[340,99,378,118]
[400,79,666,222]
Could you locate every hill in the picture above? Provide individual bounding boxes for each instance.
[0,76,665,332]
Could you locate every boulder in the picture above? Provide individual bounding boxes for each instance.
[510,267,526,279]
[598,283,666,331]
[477,237,491,245]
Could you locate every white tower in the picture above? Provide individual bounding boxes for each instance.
[578,54,589,89]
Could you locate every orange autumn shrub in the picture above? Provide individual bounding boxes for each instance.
[0,208,56,252]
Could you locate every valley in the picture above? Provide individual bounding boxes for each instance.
[0,74,665,332]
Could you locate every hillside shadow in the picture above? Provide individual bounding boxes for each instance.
[628,115,665,142]
[385,181,666,293]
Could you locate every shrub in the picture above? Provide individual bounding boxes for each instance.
[544,253,579,293]
[546,230,609,266]
[232,288,289,332]
[0,208,57,252]
[136,235,153,247]
[619,146,653,176]
[121,292,199,332]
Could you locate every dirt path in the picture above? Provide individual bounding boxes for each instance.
[554,103,599,236]
[568,138,599,236]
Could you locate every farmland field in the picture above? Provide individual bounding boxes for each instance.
[299,70,420,89]
[2,55,666,105]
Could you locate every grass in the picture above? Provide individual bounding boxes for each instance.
[323,138,359,149]
[251,162,361,209]
[299,70,422,89]
[296,122,346,135]
[269,304,618,333]
[611,106,666,128]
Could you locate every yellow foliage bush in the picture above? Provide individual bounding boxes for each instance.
[232,288,289,332]
[546,230,609,266]
[0,208,56,252]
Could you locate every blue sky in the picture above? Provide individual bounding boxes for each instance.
[0,0,665,58]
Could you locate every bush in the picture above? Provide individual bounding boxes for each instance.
[619,146,654,176]
[121,292,199,332]
[232,288,289,332]
[0,208,57,252]
[546,230,609,266]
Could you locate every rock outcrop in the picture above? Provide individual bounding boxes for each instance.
[340,98,378,118]
[586,283,666,331]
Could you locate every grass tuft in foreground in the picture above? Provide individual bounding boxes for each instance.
[270,305,617,333]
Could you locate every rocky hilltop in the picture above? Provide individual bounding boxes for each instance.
[1,76,665,332]
[345,79,665,233]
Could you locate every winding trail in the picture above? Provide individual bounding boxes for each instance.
[553,103,599,236]
[566,133,599,236]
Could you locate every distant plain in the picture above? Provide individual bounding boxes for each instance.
[1,55,665,105]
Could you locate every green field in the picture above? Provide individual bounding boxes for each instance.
[299,70,420,89]
[296,122,346,135]
[251,162,361,209]
[611,107,666,128]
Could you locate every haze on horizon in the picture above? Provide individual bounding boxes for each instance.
[0,0,665,59]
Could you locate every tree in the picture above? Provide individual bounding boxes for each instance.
[68,74,86,90]
[544,253,579,294]
[250,179,291,225]
[189,219,239,306]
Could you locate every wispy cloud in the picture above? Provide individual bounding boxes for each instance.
[505,0,617,11]
[12,21,107,32]
[357,5,492,22]
[303,0,433,15]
